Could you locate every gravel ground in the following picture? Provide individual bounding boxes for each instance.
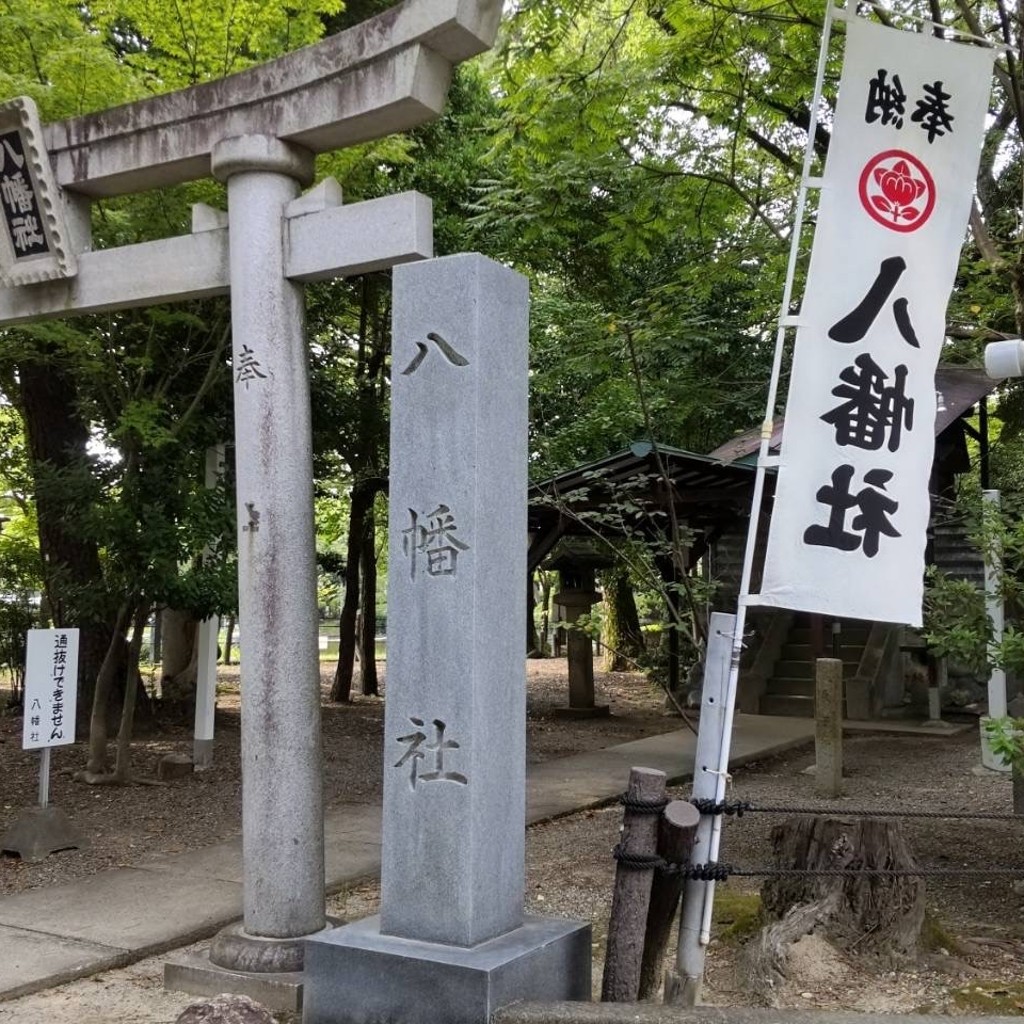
[0,658,679,895]
[4,662,1024,1021]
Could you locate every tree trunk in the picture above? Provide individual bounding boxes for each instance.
[160,607,199,706]
[539,572,553,656]
[151,607,163,664]
[331,482,374,703]
[114,605,149,781]
[743,816,925,1004]
[222,613,235,664]
[17,358,113,732]
[527,572,541,656]
[602,566,644,671]
[86,602,134,775]
[358,516,379,696]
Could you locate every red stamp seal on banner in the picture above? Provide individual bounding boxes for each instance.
[858,149,936,233]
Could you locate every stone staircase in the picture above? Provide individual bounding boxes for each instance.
[759,616,871,717]
[931,517,985,589]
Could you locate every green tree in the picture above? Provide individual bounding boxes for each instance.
[0,0,341,775]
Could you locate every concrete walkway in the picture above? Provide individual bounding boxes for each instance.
[0,714,816,1002]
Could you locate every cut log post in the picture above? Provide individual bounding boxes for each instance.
[638,800,700,999]
[601,767,666,1002]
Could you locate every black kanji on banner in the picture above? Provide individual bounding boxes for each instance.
[828,256,920,348]
[803,464,901,557]
[0,129,49,260]
[821,354,914,453]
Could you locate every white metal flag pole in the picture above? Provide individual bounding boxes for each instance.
[696,1,838,948]
[981,488,1008,770]
[38,747,51,809]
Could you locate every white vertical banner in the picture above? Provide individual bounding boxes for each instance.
[22,628,79,749]
[756,17,993,626]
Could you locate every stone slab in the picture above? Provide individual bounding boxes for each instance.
[0,924,128,1001]
[163,951,303,1013]
[304,914,591,1024]
[841,718,973,735]
[0,190,433,328]
[43,0,502,196]
[0,868,241,952]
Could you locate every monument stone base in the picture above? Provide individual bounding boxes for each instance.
[163,951,304,1013]
[303,914,592,1024]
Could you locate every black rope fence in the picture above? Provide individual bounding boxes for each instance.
[690,798,1023,821]
[611,846,1024,880]
[609,790,1024,881]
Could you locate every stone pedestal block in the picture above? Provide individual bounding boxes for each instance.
[163,951,304,1013]
[303,915,592,1024]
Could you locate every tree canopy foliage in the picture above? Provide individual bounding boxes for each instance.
[2,0,1024,738]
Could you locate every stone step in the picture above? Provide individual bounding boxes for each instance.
[780,643,863,663]
[789,627,870,645]
[774,660,856,680]
[765,677,815,697]
[759,693,816,717]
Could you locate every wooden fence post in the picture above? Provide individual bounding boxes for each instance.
[638,799,700,998]
[601,766,666,1002]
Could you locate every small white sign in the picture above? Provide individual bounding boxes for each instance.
[22,628,79,750]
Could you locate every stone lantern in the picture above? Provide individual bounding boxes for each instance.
[547,543,615,718]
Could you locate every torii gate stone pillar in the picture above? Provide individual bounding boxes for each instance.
[206,136,326,969]
[0,0,524,1009]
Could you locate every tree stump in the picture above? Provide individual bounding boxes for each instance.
[743,816,925,1003]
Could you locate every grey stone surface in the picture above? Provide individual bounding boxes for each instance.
[209,921,328,974]
[304,915,591,1024]
[0,191,432,328]
[0,924,127,1000]
[164,952,303,1014]
[214,136,324,946]
[0,806,87,862]
[41,0,502,196]
[495,1003,1024,1024]
[525,716,814,824]
[381,254,529,948]
[0,868,241,952]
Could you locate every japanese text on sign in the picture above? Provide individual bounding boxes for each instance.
[22,629,79,750]
[0,130,48,260]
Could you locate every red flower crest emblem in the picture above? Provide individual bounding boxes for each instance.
[858,150,936,233]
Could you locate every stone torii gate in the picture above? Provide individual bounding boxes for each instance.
[0,0,500,987]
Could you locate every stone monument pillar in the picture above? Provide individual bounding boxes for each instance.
[207,136,327,970]
[304,254,591,1024]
